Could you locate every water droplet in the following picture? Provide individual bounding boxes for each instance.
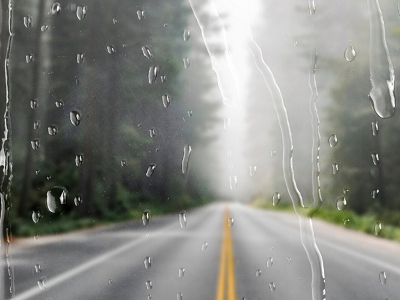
[137,10,145,20]
[144,256,152,269]
[249,165,257,176]
[31,139,40,150]
[146,164,156,177]
[148,65,159,84]
[37,276,47,290]
[32,208,43,223]
[177,292,183,300]
[149,128,156,138]
[272,192,281,206]
[328,134,338,147]
[74,194,83,206]
[344,46,356,62]
[179,211,187,228]
[76,5,87,20]
[145,280,152,290]
[223,118,231,130]
[33,121,40,130]
[183,57,190,68]
[287,257,292,262]
[47,125,58,136]
[336,196,347,210]
[77,53,85,64]
[371,189,380,199]
[332,163,339,175]
[34,264,42,273]
[266,257,273,267]
[109,279,113,284]
[343,218,350,225]
[379,271,387,284]
[24,16,32,28]
[308,0,316,14]
[201,242,208,251]
[183,29,191,41]
[148,295,152,300]
[26,54,34,63]
[181,145,192,174]
[187,110,193,117]
[142,46,153,59]
[41,25,48,31]
[75,154,84,166]
[46,186,68,213]
[50,3,61,16]
[374,221,382,236]
[178,268,185,278]
[269,282,276,292]
[142,210,151,225]
[107,45,116,54]
[46,175,52,181]
[162,94,171,107]
[160,75,167,83]
[227,218,234,227]
[371,153,380,165]
[271,150,276,157]
[256,269,262,277]
[229,176,237,190]
[371,121,379,136]
[55,100,64,108]
[343,188,349,195]
[120,160,126,166]
[70,111,81,126]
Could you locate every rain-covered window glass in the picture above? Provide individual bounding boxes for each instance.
[1,0,400,299]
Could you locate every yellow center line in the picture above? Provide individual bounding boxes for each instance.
[216,207,237,300]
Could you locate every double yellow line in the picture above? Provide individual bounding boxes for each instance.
[216,208,236,300]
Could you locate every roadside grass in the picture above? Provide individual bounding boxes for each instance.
[252,198,400,243]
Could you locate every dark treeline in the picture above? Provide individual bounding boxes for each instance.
[3,0,220,235]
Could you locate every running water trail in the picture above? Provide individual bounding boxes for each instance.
[1,1,15,298]
[187,0,240,106]
[368,0,395,119]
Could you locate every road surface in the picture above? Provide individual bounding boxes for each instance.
[9,203,400,300]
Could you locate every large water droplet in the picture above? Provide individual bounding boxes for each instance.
[107,45,116,54]
[183,29,191,41]
[328,134,338,147]
[46,186,68,213]
[32,208,43,223]
[26,54,34,63]
[371,121,379,136]
[269,282,276,292]
[142,46,153,59]
[256,269,262,277]
[308,0,316,15]
[227,218,234,227]
[371,153,380,165]
[374,221,382,235]
[75,154,84,166]
[181,145,192,174]
[70,111,81,126]
[177,292,183,300]
[77,53,85,64]
[179,211,187,228]
[332,163,339,175]
[24,16,32,28]
[41,25,48,32]
[34,263,42,273]
[148,65,159,84]
[37,276,47,290]
[146,164,156,177]
[76,5,87,20]
[33,121,40,130]
[31,139,40,150]
[371,189,380,199]
[142,210,151,225]
[344,46,356,62]
[47,125,58,136]
[183,57,190,69]
[55,100,64,108]
[379,271,387,284]
[51,3,61,16]
[144,256,152,269]
[145,280,152,290]
[162,94,171,107]
[336,196,347,210]
[74,194,83,206]
[266,257,273,267]
[272,192,281,206]
[137,10,145,20]
[178,268,185,278]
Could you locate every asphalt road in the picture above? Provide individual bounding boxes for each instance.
[9,203,400,300]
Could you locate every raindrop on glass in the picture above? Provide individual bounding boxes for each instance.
[332,163,339,175]
[266,257,273,267]
[41,25,48,32]
[344,46,356,62]
[75,154,84,166]
[371,121,379,136]
[183,57,190,68]
[146,164,156,177]
[76,5,87,20]
[47,125,58,136]
[142,46,153,59]
[183,29,191,41]
[137,10,145,20]
[74,194,83,206]
[149,128,156,138]
[271,150,276,157]
[374,221,382,236]
[336,196,347,211]
[227,218,234,227]
[269,282,276,292]
[55,100,64,108]
[31,139,40,150]
[177,292,183,300]
[112,18,118,24]
[272,192,281,206]
[201,242,208,251]
[33,121,40,130]
[145,280,152,290]
[162,94,171,107]
[256,269,262,277]
[32,208,43,224]
[308,0,316,15]
[181,145,192,174]
[343,218,350,225]
[77,53,85,64]
[328,134,338,147]
[148,65,159,84]
[34,264,42,273]
[46,186,68,213]
[223,118,231,130]
[187,110,193,117]
[26,54,34,63]
[50,3,61,16]
[371,189,380,199]
[37,276,47,290]
[287,257,292,262]
[161,75,167,83]
[179,211,187,228]
[142,210,151,225]
[70,111,81,126]
[121,160,126,167]
[107,45,116,54]
[371,153,380,165]
[229,176,237,190]
[249,165,257,177]
[24,16,32,28]
[144,256,152,269]
[178,268,185,278]
[379,271,387,284]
